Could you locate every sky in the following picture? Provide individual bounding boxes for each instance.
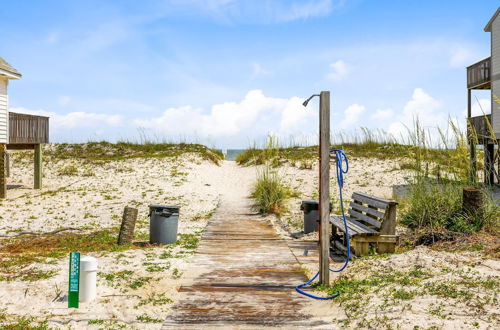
[1,0,498,148]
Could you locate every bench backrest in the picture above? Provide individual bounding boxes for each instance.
[348,192,398,235]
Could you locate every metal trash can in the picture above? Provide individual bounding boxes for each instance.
[300,200,319,234]
[300,200,333,234]
[149,205,180,245]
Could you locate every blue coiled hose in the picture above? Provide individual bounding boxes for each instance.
[295,149,350,300]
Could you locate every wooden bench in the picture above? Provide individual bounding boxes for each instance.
[330,192,398,256]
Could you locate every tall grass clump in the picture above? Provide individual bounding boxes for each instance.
[400,117,499,234]
[250,136,295,215]
[251,166,295,215]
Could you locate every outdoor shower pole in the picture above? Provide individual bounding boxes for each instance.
[318,91,330,285]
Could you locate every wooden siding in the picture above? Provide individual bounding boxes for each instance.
[0,78,8,143]
[492,14,500,136]
[467,57,491,89]
[8,112,49,144]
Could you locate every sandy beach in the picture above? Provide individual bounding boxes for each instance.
[0,148,498,329]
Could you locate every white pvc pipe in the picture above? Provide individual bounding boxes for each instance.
[79,256,97,302]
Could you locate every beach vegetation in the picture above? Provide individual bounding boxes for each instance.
[136,313,163,323]
[399,119,499,236]
[251,165,297,216]
[45,141,223,165]
[0,230,154,281]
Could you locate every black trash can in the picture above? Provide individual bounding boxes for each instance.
[300,200,319,234]
[300,200,333,234]
[149,205,180,245]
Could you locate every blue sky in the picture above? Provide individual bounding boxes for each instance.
[1,0,498,147]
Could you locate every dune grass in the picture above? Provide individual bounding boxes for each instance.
[44,141,224,165]
[399,118,499,235]
[251,165,296,216]
[243,119,498,237]
[236,129,404,166]
[249,136,297,216]
[0,230,147,282]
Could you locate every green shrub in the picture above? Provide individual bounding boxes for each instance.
[251,165,295,216]
[400,177,499,233]
[400,118,499,234]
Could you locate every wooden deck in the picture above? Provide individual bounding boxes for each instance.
[164,198,326,328]
[467,57,491,90]
[8,112,49,146]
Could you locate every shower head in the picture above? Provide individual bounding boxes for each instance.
[302,94,320,107]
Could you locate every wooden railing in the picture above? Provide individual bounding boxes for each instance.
[8,112,49,144]
[468,114,493,141]
[467,57,491,89]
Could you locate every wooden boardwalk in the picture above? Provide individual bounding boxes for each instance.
[163,198,326,328]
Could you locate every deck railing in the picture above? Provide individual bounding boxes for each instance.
[468,114,493,141]
[8,112,49,144]
[467,57,491,89]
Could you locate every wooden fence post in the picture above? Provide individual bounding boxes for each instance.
[319,91,330,285]
[0,143,6,198]
[34,144,42,189]
[463,186,483,220]
[118,206,138,245]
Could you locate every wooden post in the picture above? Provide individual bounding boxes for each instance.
[0,143,6,198]
[467,88,472,118]
[319,91,330,285]
[34,144,43,189]
[118,206,138,245]
[467,89,477,183]
[5,152,9,178]
[463,186,483,220]
[484,143,494,185]
[470,143,477,183]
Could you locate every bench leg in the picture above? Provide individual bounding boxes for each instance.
[377,242,396,254]
[352,240,370,256]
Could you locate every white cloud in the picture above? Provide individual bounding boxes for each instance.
[171,0,341,24]
[326,60,349,81]
[134,89,316,140]
[11,90,316,145]
[471,98,491,116]
[274,0,336,23]
[340,104,365,127]
[371,108,394,120]
[388,88,444,136]
[10,107,123,130]
[278,97,314,134]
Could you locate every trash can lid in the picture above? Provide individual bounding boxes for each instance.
[300,200,319,211]
[80,256,98,271]
[301,200,319,206]
[149,205,180,213]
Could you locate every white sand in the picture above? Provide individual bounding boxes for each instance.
[0,151,498,329]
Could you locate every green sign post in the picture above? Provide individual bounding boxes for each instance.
[68,252,80,308]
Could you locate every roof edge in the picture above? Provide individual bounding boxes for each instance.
[484,7,500,32]
[0,68,22,79]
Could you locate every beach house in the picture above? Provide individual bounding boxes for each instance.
[0,57,49,197]
[467,7,500,184]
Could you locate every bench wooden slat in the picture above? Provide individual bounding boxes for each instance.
[330,191,398,257]
[352,192,389,210]
[330,216,361,235]
[348,209,382,228]
[349,201,385,219]
[330,215,379,236]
